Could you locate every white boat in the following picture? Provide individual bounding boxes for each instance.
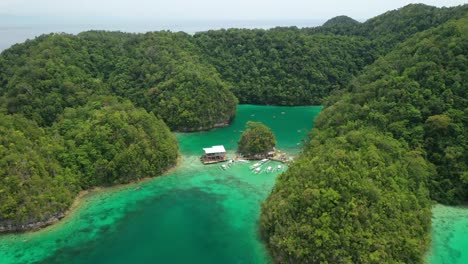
[237,159,249,163]
[250,163,261,169]
[255,167,261,174]
[260,159,269,163]
[221,164,227,170]
[266,166,272,173]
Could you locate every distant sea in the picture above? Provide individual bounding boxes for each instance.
[0,19,325,52]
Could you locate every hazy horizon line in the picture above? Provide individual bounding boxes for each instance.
[0,14,365,25]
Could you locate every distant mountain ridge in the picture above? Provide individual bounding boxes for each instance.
[309,3,468,51]
[322,15,360,27]
[0,7,466,264]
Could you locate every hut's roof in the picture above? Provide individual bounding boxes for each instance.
[203,145,226,154]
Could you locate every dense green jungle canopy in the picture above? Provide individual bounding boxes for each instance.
[52,97,179,188]
[261,14,467,264]
[0,3,466,263]
[0,31,237,130]
[0,97,178,229]
[0,113,76,226]
[238,121,277,156]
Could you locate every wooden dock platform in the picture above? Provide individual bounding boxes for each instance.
[201,157,228,165]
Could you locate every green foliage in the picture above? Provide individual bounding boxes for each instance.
[349,17,468,204]
[53,96,179,188]
[310,4,468,54]
[2,4,464,129]
[0,31,237,131]
[145,61,237,131]
[322,16,360,27]
[0,97,178,228]
[261,14,467,264]
[194,29,375,105]
[103,31,238,131]
[0,5,465,262]
[192,4,466,107]
[0,33,106,126]
[238,121,276,155]
[0,113,77,225]
[261,129,432,263]
[360,4,468,52]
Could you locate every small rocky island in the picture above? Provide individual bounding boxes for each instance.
[238,121,277,160]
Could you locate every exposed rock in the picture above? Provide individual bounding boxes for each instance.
[0,212,65,233]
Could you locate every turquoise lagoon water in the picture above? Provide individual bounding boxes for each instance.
[0,104,466,264]
[427,204,468,264]
[0,105,321,264]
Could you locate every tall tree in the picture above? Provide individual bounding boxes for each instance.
[238,121,276,156]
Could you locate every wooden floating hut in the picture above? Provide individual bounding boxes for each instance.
[201,145,227,164]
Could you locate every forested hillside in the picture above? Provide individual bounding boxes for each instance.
[193,29,374,105]
[0,3,466,262]
[1,4,463,127]
[53,97,179,188]
[96,31,238,131]
[191,4,467,106]
[261,15,467,263]
[0,97,179,231]
[0,113,76,229]
[0,31,237,131]
[310,4,468,53]
[321,16,360,28]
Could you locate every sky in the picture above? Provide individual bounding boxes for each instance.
[0,0,466,21]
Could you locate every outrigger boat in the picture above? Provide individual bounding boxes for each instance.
[250,162,261,169]
[250,159,269,168]
[221,160,235,170]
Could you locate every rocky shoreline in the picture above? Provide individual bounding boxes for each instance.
[177,119,232,132]
[0,212,65,234]
[0,158,182,235]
